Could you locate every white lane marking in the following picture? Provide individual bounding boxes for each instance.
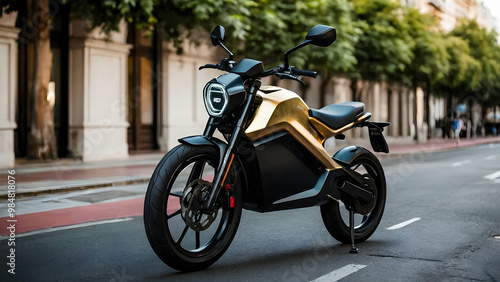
[452,160,471,167]
[311,264,367,282]
[485,155,498,161]
[484,171,500,181]
[387,217,421,230]
[0,217,133,241]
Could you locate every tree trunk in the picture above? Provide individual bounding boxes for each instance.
[425,81,431,139]
[480,103,487,137]
[467,99,474,138]
[412,84,419,142]
[351,78,364,101]
[27,0,58,159]
[320,73,331,107]
[446,91,453,138]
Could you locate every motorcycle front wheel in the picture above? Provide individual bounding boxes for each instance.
[144,144,243,272]
[321,150,386,244]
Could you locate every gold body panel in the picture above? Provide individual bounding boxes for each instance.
[244,86,329,169]
[245,86,371,170]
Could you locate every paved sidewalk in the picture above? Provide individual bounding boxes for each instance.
[0,153,164,199]
[378,135,500,157]
[2,136,499,199]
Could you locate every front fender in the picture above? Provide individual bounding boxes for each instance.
[178,135,227,163]
[179,135,253,206]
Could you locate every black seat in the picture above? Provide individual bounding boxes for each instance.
[309,102,365,130]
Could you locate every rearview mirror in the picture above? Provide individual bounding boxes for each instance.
[210,25,225,46]
[283,25,337,69]
[305,25,336,47]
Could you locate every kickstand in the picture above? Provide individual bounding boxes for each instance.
[349,205,358,254]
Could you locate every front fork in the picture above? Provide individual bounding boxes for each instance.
[200,80,261,211]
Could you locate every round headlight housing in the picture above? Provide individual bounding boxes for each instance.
[203,82,229,117]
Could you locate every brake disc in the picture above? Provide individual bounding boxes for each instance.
[180,180,218,232]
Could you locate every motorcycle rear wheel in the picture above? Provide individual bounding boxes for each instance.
[144,144,242,272]
[320,151,386,244]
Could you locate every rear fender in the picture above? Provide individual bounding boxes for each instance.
[333,145,385,187]
[333,145,385,185]
[333,146,379,200]
[333,145,370,166]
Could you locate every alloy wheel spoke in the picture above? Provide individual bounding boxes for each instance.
[196,231,200,249]
[167,209,181,219]
[170,191,182,197]
[176,225,189,245]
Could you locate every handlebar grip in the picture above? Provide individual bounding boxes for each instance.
[199,64,218,70]
[291,68,318,78]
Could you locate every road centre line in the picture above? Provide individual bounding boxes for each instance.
[387,217,421,230]
[310,264,367,282]
[452,160,471,167]
[485,155,498,160]
[484,171,500,181]
[0,217,133,241]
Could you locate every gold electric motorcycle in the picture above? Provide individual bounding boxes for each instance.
[144,25,390,272]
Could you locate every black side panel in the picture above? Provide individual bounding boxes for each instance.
[236,137,263,210]
[254,131,325,211]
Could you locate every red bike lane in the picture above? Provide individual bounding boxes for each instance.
[0,197,182,236]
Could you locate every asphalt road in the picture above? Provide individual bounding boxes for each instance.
[1,143,499,281]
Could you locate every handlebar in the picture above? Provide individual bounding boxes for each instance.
[290,67,318,78]
[199,63,219,70]
[199,60,318,85]
[258,65,317,79]
[199,58,235,71]
[258,66,282,77]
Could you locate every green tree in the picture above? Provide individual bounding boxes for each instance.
[403,7,450,140]
[433,35,481,130]
[448,19,500,135]
[153,0,257,54]
[349,0,413,101]
[219,0,358,104]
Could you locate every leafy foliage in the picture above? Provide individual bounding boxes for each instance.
[220,0,358,74]
[350,0,413,82]
[443,19,500,106]
[0,0,21,16]
[402,7,449,88]
[70,0,157,33]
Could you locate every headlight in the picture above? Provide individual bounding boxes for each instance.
[203,82,229,117]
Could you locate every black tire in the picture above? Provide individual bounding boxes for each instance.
[144,144,243,272]
[320,150,386,244]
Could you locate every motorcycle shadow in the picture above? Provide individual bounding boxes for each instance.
[150,239,389,279]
